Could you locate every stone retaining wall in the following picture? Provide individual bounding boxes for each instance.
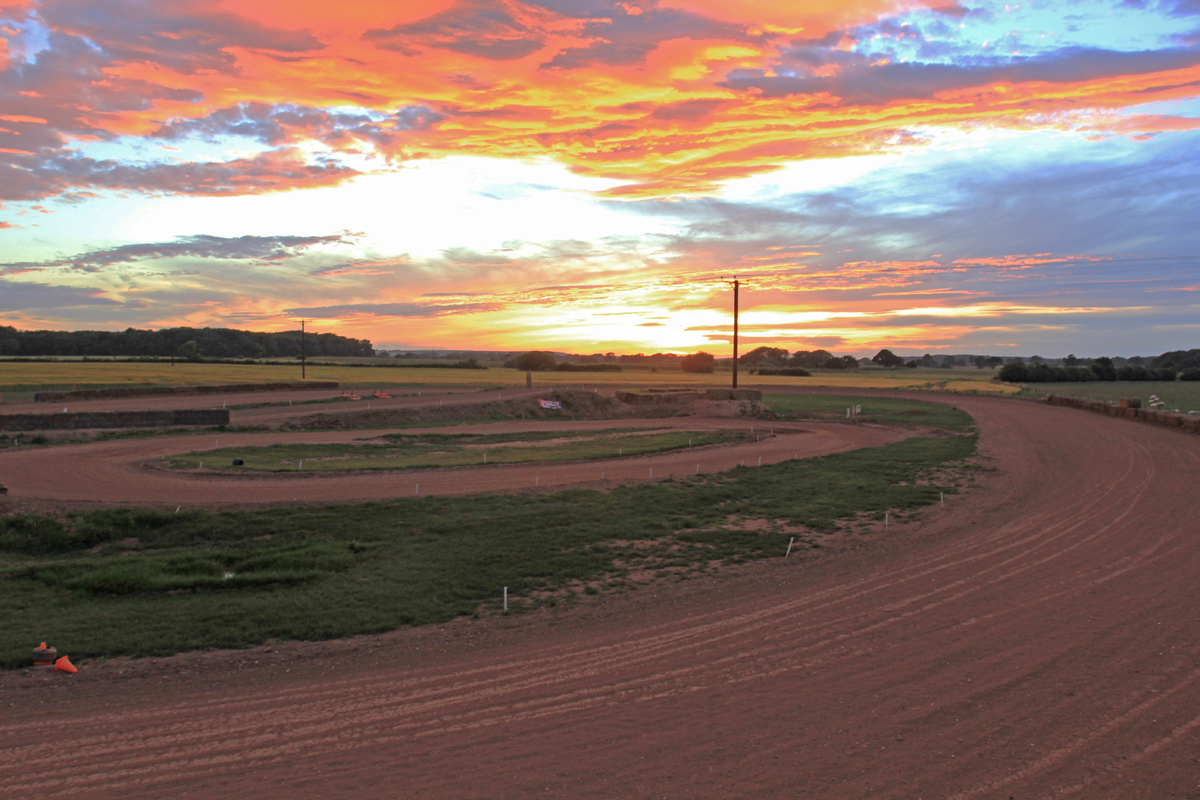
[1045,394,1200,435]
[34,381,337,402]
[0,409,230,431]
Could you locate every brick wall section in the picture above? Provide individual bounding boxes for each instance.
[34,381,337,402]
[1045,394,1200,435]
[0,409,230,431]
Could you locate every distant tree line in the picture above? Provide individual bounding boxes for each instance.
[740,346,859,371]
[0,326,374,360]
[999,351,1200,383]
[503,351,622,372]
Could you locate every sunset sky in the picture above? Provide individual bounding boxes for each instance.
[2,0,1198,356]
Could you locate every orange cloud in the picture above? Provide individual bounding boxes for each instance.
[5,0,1200,206]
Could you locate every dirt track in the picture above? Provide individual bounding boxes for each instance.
[0,416,897,508]
[2,393,1200,798]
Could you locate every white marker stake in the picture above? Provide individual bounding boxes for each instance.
[536,476,539,487]
[290,400,292,406]
[758,456,762,466]
[650,468,653,479]
[846,408,851,418]
[484,452,487,464]
[504,587,508,612]
[415,484,419,496]
[741,459,744,467]
[175,506,181,515]
[620,448,622,456]
[299,461,303,471]
[786,536,795,558]
[199,461,203,470]
[223,401,226,409]
[941,491,945,508]
[696,464,699,474]
[885,512,889,531]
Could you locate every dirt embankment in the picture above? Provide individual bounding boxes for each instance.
[280,389,773,431]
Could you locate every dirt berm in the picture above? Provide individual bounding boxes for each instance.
[280,390,772,431]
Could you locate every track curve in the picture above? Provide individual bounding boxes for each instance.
[2,393,1199,798]
[0,417,901,507]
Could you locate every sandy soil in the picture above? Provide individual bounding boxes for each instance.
[2,392,1199,798]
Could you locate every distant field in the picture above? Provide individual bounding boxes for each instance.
[1022,381,1200,411]
[164,429,747,472]
[0,359,1017,400]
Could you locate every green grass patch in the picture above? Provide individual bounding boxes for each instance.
[163,428,743,472]
[765,393,975,432]
[1019,381,1200,412]
[0,432,976,667]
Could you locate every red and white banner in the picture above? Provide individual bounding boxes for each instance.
[538,399,563,409]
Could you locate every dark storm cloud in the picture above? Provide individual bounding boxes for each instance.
[40,0,323,75]
[720,45,1200,103]
[0,149,360,204]
[151,103,446,148]
[0,279,121,311]
[363,0,546,60]
[615,131,1200,293]
[540,4,753,70]
[0,233,356,274]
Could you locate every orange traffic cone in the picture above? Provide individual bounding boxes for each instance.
[55,656,77,674]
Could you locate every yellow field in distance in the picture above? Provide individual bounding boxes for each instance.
[0,360,1019,398]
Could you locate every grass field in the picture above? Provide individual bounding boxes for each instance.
[1020,381,1200,412]
[765,394,976,432]
[0,359,1018,400]
[0,432,977,667]
[163,429,747,472]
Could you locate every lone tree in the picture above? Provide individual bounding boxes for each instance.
[681,352,716,373]
[872,349,905,368]
[508,351,557,371]
[738,346,789,366]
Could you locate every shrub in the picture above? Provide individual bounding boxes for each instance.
[681,352,716,373]
[1181,368,1200,381]
[999,363,1099,383]
[871,349,905,368]
[755,367,811,377]
[551,363,622,372]
[1090,357,1117,381]
[506,351,557,371]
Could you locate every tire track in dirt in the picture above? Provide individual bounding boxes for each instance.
[2,394,1199,798]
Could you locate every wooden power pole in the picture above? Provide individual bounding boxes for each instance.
[300,319,307,380]
[724,277,741,389]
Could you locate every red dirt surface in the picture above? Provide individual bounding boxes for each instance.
[0,417,895,509]
[3,393,1200,798]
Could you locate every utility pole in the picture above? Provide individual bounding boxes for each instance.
[723,277,741,389]
[300,319,307,380]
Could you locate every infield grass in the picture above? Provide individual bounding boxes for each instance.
[0,431,977,667]
[765,394,976,432]
[162,429,747,472]
[1018,381,1200,412]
